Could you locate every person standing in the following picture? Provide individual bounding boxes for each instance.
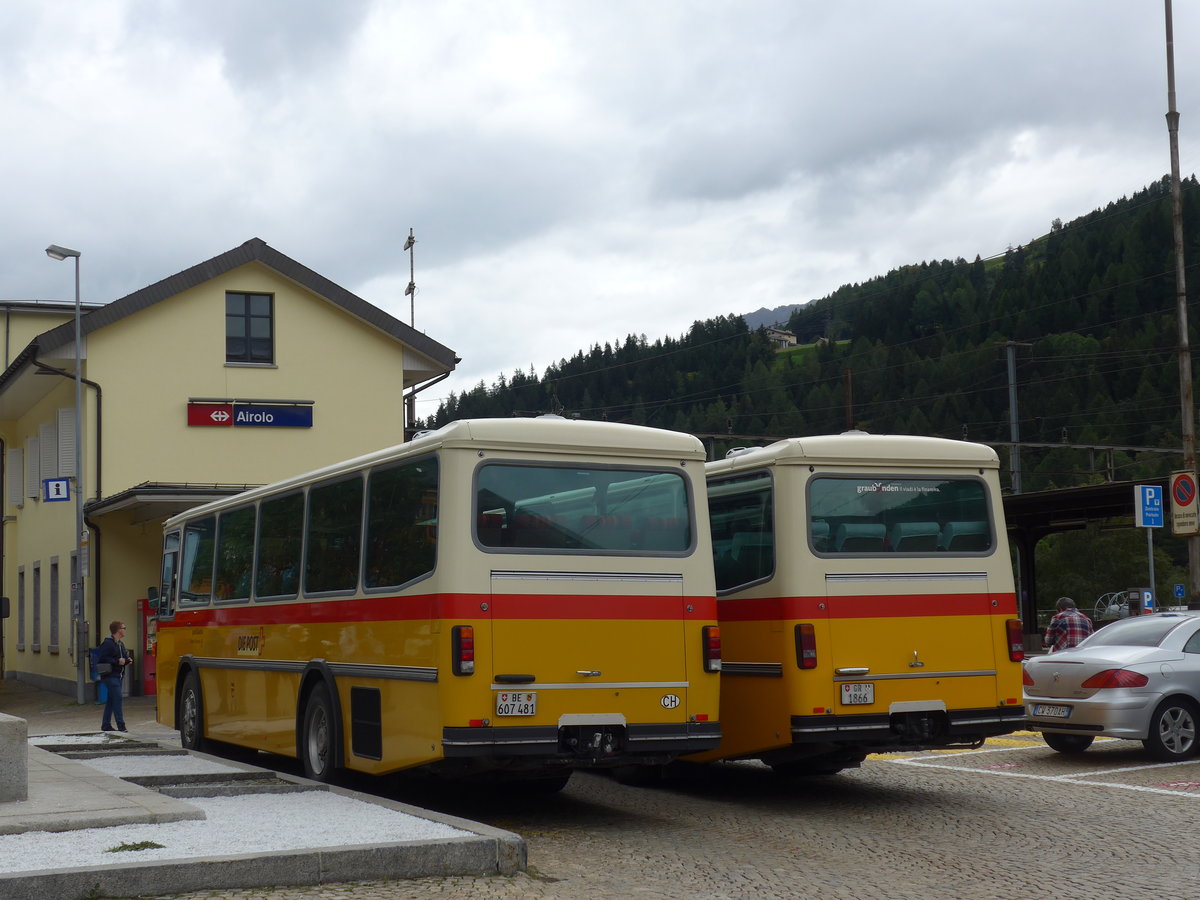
[1043,597,1094,653]
[98,620,134,732]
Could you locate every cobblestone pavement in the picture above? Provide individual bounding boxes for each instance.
[140,733,1200,900]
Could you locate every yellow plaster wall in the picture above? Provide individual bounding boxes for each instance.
[87,262,410,494]
[2,381,90,689]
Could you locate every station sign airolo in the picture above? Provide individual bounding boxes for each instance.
[187,402,313,429]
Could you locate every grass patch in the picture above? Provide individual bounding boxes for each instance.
[105,840,166,853]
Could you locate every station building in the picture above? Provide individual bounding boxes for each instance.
[0,238,457,697]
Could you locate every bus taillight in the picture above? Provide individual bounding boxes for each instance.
[703,625,722,672]
[452,625,475,675]
[1006,619,1024,662]
[795,623,817,669]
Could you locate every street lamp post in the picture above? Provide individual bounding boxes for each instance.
[45,243,86,705]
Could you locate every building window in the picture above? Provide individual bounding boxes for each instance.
[31,563,41,652]
[49,558,60,654]
[226,292,274,364]
[16,567,24,651]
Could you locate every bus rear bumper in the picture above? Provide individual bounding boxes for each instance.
[441,721,722,767]
[789,706,1025,750]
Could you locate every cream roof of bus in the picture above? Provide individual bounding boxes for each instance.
[706,431,999,476]
[164,416,704,527]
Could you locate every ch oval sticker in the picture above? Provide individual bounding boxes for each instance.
[660,693,681,709]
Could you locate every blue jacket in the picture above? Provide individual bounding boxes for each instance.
[97,635,129,679]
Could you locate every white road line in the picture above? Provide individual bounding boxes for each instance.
[887,752,1200,798]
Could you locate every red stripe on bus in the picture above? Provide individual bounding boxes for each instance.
[717,592,1018,621]
[156,592,718,629]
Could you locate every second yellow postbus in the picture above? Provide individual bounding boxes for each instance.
[690,431,1024,775]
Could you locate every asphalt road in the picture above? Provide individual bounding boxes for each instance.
[140,732,1200,900]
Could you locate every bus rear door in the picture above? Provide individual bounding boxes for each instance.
[489,570,689,759]
[824,572,999,739]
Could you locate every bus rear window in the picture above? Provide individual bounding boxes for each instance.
[475,464,691,553]
[808,476,992,555]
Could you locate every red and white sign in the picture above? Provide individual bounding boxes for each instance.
[187,403,234,427]
[1171,470,1199,536]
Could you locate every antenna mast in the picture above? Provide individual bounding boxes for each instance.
[403,228,416,326]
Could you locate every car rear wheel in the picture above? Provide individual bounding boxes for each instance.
[1042,732,1094,754]
[1143,698,1200,761]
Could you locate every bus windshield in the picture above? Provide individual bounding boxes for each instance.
[475,463,691,552]
[808,475,992,554]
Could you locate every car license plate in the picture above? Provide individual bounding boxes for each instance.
[495,691,537,716]
[1034,703,1071,719]
[840,682,874,705]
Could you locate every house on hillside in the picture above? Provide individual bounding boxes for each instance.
[0,238,457,698]
[764,327,797,351]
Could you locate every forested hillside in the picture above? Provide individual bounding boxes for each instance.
[428,175,1200,496]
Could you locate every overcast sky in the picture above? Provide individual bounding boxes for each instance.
[4,1,1199,417]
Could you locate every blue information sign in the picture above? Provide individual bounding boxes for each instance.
[1136,484,1164,528]
[233,405,313,428]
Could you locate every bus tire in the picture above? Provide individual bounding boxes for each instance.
[1042,732,1094,754]
[301,683,337,782]
[178,670,206,751]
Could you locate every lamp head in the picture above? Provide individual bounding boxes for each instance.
[46,244,81,261]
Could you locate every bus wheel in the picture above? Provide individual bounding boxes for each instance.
[1042,732,1094,754]
[301,683,336,782]
[178,671,205,751]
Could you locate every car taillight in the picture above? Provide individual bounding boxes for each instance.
[1022,666,1035,686]
[795,623,817,669]
[1006,619,1024,661]
[702,625,721,673]
[451,625,475,676]
[1080,668,1150,689]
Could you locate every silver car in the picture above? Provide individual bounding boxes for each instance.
[1024,612,1200,760]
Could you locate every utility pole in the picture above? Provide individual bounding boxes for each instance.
[1165,1,1200,604]
[1000,341,1032,493]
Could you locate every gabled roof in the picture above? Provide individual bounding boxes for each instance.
[36,237,458,370]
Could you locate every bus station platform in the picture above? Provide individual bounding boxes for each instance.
[0,680,525,900]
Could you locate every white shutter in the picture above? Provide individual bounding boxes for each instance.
[25,437,39,499]
[39,423,57,479]
[7,448,23,508]
[57,408,75,477]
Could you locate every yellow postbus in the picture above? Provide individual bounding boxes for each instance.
[153,417,721,788]
[690,431,1024,775]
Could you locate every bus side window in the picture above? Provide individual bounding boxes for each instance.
[159,532,180,618]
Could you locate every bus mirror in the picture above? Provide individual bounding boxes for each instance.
[147,587,159,610]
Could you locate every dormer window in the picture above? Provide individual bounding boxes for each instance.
[226,292,274,364]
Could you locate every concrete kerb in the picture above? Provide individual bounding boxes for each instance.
[0,714,28,803]
[0,743,527,900]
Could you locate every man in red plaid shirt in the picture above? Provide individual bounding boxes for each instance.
[1043,597,1094,652]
